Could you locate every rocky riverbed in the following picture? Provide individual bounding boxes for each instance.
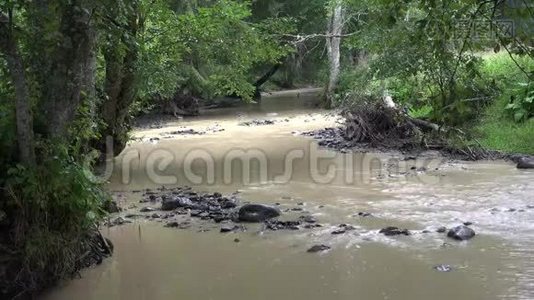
[106,185,484,256]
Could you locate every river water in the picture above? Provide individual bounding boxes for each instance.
[44,91,534,300]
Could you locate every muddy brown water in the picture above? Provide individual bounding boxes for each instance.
[44,91,534,300]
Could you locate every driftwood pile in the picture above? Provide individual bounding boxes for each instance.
[341,101,439,150]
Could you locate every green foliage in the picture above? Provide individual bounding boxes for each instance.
[5,146,107,233]
[137,0,292,102]
[476,53,534,153]
[1,143,109,290]
[340,0,506,125]
[505,82,534,123]
[408,104,433,119]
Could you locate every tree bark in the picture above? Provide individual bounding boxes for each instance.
[0,12,36,166]
[325,0,344,108]
[253,63,281,99]
[99,1,142,156]
[40,2,97,138]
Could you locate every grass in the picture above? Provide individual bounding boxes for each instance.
[474,52,534,155]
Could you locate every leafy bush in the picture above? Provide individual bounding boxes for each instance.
[1,145,109,294]
[505,82,534,123]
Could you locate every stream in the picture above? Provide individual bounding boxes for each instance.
[44,90,534,300]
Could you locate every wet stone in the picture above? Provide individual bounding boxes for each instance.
[304,224,323,229]
[265,220,301,231]
[107,217,132,227]
[307,245,331,253]
[379,226,410,236]
[190,210,202,217]
[220,225,237,233]
[517,157,534,169]
[104,201,121,213]
[447,225,475,241]
[238,204,281,222]
[436,226,447,233]
[238,119,276,126]
[140,207,156,213]
[300,215,317,223]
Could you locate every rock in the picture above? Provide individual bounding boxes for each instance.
[436,226,447,233]
[103,201,122,213]
[165,221,191,229]
[265,220,301,230]
[517,157,534,169]
[151,213,161,218]
[161,197,193,211]
[165,222,180,228]
[357,212,372,217]
[332,224,356,235]
[190,210,202,217]
[161,198,180,211]
[307,245,331,253]
[220,198,237,209]
[463,222,473,226]
[234,238,240,243]
[300,215,317,223]
[379,226,410,236]
[447,225,476,241]
[220,225,237,233]
[140,207,156,212]
[107,217,132,227]
[124,213,141,219]
[238,204,280,222]
[304,224,323,229]
[433,264,453,272]
[220,224,245,233]
[239,119,275,126]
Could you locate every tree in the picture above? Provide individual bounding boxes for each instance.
[325,0,345,107]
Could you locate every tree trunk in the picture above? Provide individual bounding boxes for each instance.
[253,63,281,100]
[99,1,142,156]
[40,2,97,138]
[0,12,36,166]
[325,0,344,108]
